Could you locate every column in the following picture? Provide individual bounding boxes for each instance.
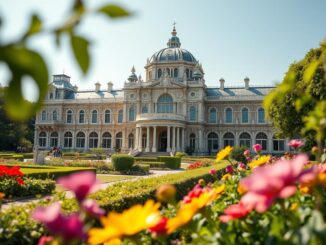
[135,127,139,149]
[177,127,180,151]
[167,126,171,152]
[146,126,150,152]
[181,128,184,152]
[172,127,176,151]
[152,126,157,152]
[138,126,142,151]
[198,129,203,153]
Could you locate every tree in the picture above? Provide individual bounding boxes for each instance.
[264,41,326,154]
[0,1,131,121]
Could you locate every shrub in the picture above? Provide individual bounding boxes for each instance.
[111,154,134,171]
[175,152,187,158]
[138,161,166,169]
[157,156,181,169]
[134,157,158,162]
[0,178,55,198]
[230,146,248,163]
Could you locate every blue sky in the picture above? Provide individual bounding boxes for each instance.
[0,0,325,100]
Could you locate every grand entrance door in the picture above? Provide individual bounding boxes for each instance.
[159,131,167,152]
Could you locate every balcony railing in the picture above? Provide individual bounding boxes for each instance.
[136,113,186,121]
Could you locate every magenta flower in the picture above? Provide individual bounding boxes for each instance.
[239,154,308,213]
[209,169,217,176]
[225,165,234,174]
[288,139,304,150]
[243,150,250,157]
[57,171,100,202]
[32,202,87,241]
[238,162,246,171]
[252,144,262,153]
[82,199,105,218]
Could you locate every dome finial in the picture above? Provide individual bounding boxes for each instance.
[172,21,177,36]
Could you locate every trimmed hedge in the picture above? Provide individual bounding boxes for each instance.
[138,161,166,169]
[111,154,134,171]
[0,178,55,198]
[134,157,158,162]
[157,156,181,169]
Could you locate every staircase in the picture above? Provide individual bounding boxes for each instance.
[137,152,171,157]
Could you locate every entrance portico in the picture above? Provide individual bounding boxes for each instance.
[135,123,185,153]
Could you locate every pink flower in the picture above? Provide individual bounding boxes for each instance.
[82,199,105,218]
[32,202,87,241]
[225,165,234,174]
[209,169,217,176]
[239,154,308,213]
[288,139,304,150]
[252,144,262,153]
[57,171,100,202]
[37,236,54,245]
[219,202,251,222]
[237,162,246,171]
[243,150,250,157]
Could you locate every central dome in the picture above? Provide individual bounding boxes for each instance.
[149,27,197,63]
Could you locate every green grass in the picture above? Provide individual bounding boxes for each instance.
[96,175,135,183]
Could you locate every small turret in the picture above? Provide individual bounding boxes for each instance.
[128,66,138,82]
[244,77,250,89]
[219,78,225,90]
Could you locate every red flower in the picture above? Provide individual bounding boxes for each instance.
[16,177,25,185]
[219,202,251,222]
[149,217,168,235]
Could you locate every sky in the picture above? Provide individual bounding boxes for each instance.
[0,0,326,101]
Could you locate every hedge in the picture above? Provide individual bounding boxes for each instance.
[111,154,134,171]
[134,157,158,162]
[157,156,181,169]
[138,161,166,169]
[0,178,55,199]
[0,162,228,243]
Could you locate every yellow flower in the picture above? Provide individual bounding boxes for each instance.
[290,203,299,211]
[104,239,121,245]
[248,155,271,169]
[221,173,231,181]
[88,200,161,245]
[216,146,233,161]
[167,186,224,233]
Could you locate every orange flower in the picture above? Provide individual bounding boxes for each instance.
[0,192,5,200]
[237,184,247,195]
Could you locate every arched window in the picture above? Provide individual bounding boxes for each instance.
[256,132,268,151]
[91,110,97,124]
[142,105,148,113]
[102,132,112,149]
[166,68,170,76]
[189,106,197,121]
[174,68,178,78]
[118,110,123,123]
[190,133,196,150]
[158,69,162,78]
[223,132,235,147]
[129,107,135,121]
[79,110,85,124]
[128,133,134,149]
[241,108,249,123]
[157,94,173,113]
[76,132,85,148]
[207,132,219,151]
[64,132,73,148]
[258,108,265,123]
[89,132,98,148]
[186,69,190,78]
[104,110,111,123]
[239,132,251,148]
[225,108,233,123]
[53,110,57,121]
[208,108,217,123]
[50,132,58,147]
[115,132,122,149]
[49,93,53,99]
[41,110,46,121]
[39,132,47,147]
[273,135,285,152]
[66,110,73,124]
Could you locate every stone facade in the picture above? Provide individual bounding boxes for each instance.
[34,27,289,155]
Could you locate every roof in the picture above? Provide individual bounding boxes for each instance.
[206,86,274,97]
[73,90,124,100]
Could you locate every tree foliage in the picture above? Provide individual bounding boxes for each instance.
[0,0,131,121]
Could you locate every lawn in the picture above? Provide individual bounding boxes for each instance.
[96,174,135,183]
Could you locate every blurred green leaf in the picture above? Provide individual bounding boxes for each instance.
[70,35,90,74]
[295,94,312,111]
[303,60,319,83]
[23,14,42,38]
[98,4,130,18]
[0,45,48,121]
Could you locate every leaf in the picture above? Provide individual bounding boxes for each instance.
[70,34,90,74]
[0,45,48,121]
[98,4,130,18]
[23,14,42,38]
[303,60,319,83]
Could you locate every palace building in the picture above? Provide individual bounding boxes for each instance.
[34,26,289,155]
